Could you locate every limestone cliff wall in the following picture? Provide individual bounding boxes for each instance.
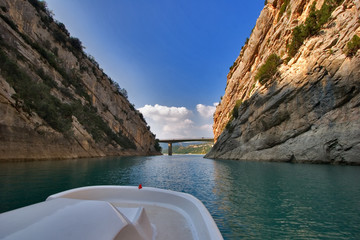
[0,0,160,160]
[206,0,360,164]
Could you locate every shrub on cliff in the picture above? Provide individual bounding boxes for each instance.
[278,0,290,21]
[229,61,237,71]
[28,0,47,13]
[69,37,83,52]
[53,28,68,44]
[225,121,235,133]
[0,49,73,134]
[288,0,344,58]
[345,35,360,57]
[0,49,136,149]
[56,21,70,37]
[154,139,162,152]
[70,101,136,149]
[287,25,306,58]
[232,99,243,119]
[255,54,282,85]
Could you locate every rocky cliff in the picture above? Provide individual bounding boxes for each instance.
[206,0,360,164]
[0,0,160,160]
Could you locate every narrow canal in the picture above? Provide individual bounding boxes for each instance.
[1,155,359,239]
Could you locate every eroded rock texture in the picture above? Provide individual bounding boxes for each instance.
[206,0,360,164]
[0,0,159,160]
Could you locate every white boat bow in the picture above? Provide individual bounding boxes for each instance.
[0,186,223,240]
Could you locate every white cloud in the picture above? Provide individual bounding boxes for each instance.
[163,119,194,137]
[199,124,213,132]
[138,104,214,139]
[138,104,191,121]
[138,104,193,138]
[196,103,218,119]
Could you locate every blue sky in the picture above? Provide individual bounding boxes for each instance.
[45,0,264,139]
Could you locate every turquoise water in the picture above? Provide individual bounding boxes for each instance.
[1,155,359,239]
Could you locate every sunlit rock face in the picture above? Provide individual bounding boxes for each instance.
[0,0,159,160]
[207,0,360,164]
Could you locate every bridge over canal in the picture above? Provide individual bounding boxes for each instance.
[158,138,214,155]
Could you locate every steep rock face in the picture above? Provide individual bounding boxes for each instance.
[206,0,360,164]
[0,0,160,160]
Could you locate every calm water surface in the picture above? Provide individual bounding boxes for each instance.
[1,155,359,239]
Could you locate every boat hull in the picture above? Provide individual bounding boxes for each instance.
[0,186,223,240]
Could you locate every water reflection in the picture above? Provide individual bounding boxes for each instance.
[211,160,360,239]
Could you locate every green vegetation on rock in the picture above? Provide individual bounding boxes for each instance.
[225,121,235,133]
[28,0,48,13]
[0,7,91,102]
[288,0,344,58]
[278,0,290,21]
[255,54,282,85]
[0,0,161,157]
[0,49,136,149]
[232,99,243,119]
[154,139,162,152]
[345,35,360,57]
[229,61,237,71]
[0,49,73,134]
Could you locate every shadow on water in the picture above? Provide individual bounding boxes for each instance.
[0,156,144,212]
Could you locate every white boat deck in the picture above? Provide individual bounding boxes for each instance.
[113,203,194,240]
[0,186,223,240]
